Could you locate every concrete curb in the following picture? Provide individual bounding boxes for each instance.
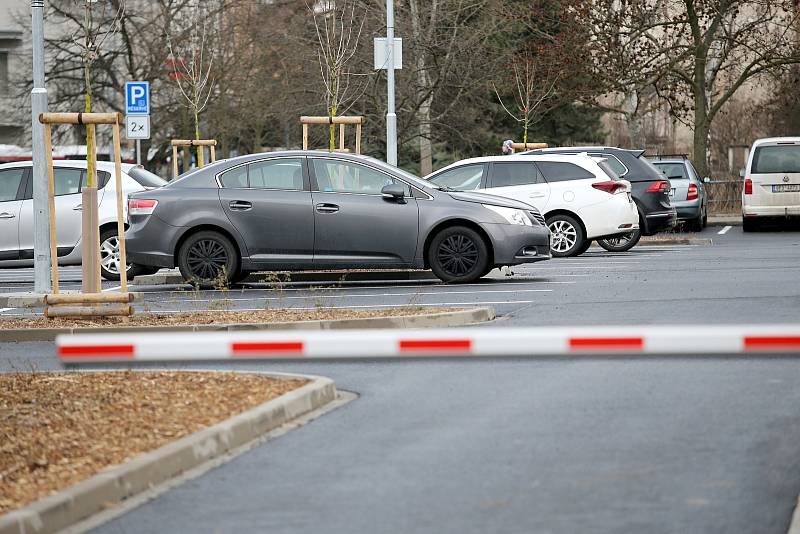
[133,269,437,286]
[0,307,495,343]
[0,372,337,534]
[706,216,741,227]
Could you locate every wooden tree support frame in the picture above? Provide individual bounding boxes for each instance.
[171,139,217,180]
[38,112,132,319]
[301,116,363,154]
[511,142,548,152]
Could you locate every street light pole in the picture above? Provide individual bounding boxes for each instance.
[385,0,397,166]
[31,0,52,294]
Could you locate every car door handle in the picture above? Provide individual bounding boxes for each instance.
[73,204,83,211]
[0,212,15,219]
[315,203,340,213]
[229,201,252,211]
[529,193,546,198]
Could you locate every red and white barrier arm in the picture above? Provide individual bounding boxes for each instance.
[56,325,800,363]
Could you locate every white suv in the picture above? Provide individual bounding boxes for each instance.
[426,154,639,256]
[0,160,166,279]
[742,137,800,231]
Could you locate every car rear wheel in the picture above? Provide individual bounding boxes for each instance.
[742,217,760,232]
[687,214,703,232]
[429,226,490,283]
[597,229,641,252]
[99,228,144,281]
[546,214,586,257]
[178,231,239,289]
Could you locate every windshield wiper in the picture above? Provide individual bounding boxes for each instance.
[437,185,462,192]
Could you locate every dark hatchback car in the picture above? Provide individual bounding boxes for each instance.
[126,151,551,287]
[524,147,677,251]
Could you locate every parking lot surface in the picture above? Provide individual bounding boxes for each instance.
[1,227,800,533]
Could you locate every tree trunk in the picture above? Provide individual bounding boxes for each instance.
[692,56,711,179]
[409,0,434,176]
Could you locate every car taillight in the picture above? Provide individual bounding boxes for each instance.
[744,178,753,195]
[646,180,670,193]
[592,180,627,194]
[128,199,158,215]
[687,183,698,201]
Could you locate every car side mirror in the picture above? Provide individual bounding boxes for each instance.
[703,177,711,184]
[739,169,745,178]
[381,184,406,203]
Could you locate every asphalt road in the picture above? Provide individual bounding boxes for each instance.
[2,225,799,325]
[1,226,800,533]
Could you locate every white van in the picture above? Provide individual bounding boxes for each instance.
[742,137,800,231]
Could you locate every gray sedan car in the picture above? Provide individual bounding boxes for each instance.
[649,156,708,231]
[126,151,551,287]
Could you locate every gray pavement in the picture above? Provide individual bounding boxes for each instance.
[2,226,800,533]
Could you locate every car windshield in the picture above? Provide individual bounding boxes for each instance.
[356,155,437,190]
[653,162,688,180]
[127,166,168,188]
[751,145,800,174]
[638,155,668,178]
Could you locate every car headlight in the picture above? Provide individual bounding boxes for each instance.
[483,204,532,226]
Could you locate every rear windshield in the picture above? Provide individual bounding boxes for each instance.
[596,160,621,181]
[652,162,688,180]
[637,155,667,181]
[127,166,168,188]
[752,145,800,174]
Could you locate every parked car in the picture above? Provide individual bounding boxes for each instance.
[425,154,639,257]
[0,160,166,280]
[126,151,552,287]
[741,137,800,231]
[648,155,708,231]
[523,147,677,251]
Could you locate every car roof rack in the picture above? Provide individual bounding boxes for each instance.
[649,153,689,160]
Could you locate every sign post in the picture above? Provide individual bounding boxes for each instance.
[125,81,150,164]
[373,1,402,167]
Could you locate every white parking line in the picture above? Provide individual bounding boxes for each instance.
[0,307,14,313]
[103,286,122,292]
[718,225,732,235]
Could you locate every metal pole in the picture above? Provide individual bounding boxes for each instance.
[386,0,397,166]
[136,139,141,165]
[31,0,52,294]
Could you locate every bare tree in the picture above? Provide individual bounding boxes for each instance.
[308,0,367,151]
[587,0,800,178]
[493,53,560,146]
[167,0,219,141]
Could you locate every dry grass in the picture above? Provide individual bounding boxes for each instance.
[0,307,458,330]
[0,371,306,514]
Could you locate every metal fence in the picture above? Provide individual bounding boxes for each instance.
[705,174,742,214]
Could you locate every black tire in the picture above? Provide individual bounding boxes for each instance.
[546,214,587,257]
[177,230,239,289]
[100,227,143,281]
[597,229,642,252]
[138,266,160,276]
[702,205,708,228]
[429,226,490,283]
[574,239,593,255]
[742,218,759,232]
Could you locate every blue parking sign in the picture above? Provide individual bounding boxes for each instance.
[125,81,150,115]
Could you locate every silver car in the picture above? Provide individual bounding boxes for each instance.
[126,151,551,287]
[649,156,708,231]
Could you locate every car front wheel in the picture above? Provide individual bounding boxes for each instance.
[99,228,143,281]
[547,214,587,257]
[429,226,490,283]
[178,230,239,289]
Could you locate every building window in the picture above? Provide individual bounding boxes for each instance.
[0,52,8,96]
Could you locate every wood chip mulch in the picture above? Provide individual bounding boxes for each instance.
[0,307,456,329]
[0,371,306,515]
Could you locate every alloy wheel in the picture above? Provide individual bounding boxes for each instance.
[437,234,479,277]
[186,239,229,280]
[549,220,577,253]
[100,235,129,275]
[603,232,635,248]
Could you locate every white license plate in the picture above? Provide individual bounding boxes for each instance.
[772,184,800,193]
[669,188,675,198]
